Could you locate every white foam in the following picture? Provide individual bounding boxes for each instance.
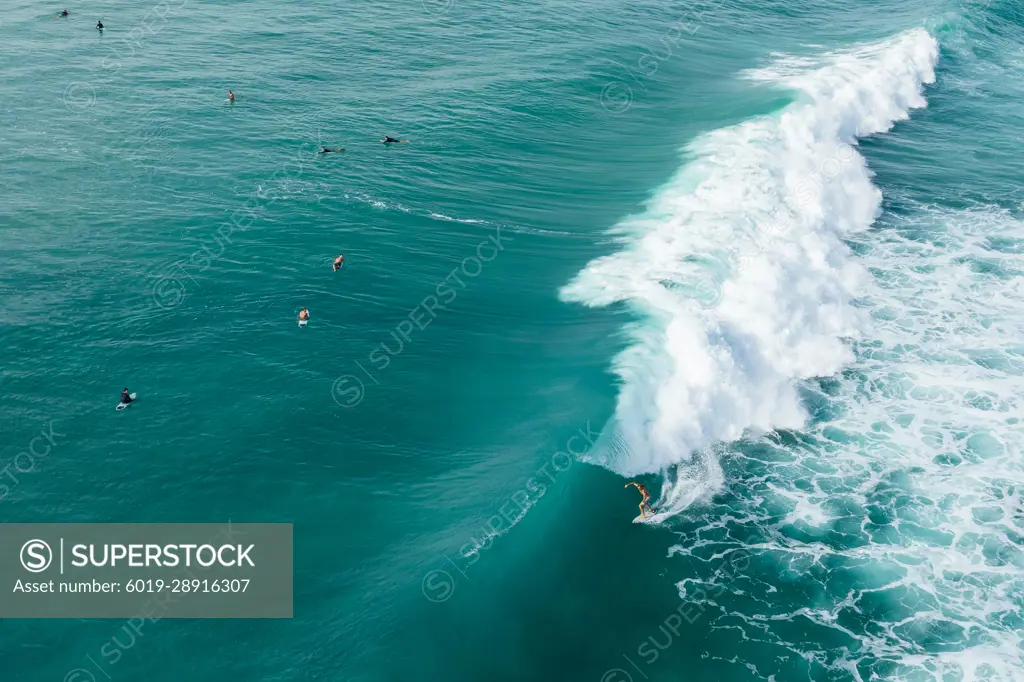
[667,205,1023,682]
[428,212,488,225]
[564,29,1024,674]
[819,205,1024,681]
[562,29,939,502]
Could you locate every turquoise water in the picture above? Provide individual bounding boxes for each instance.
[2,0,1022,679]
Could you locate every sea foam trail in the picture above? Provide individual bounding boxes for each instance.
[562,29,939,511]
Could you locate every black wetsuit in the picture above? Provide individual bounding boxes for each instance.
[97,22,103,28]
[120,391,132,405]
[382,137,400,144]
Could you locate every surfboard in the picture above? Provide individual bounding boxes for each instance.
[116,393,137,411]
[633,511,666,524]
[298,319,308,327]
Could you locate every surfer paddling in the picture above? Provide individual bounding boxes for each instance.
[333,254,344,271]
[381,136,408,144]
[625,481,656,519]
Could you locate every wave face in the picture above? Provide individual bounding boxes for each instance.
[562,29,939,499]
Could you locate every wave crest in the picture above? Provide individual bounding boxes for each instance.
[562,30,940,509]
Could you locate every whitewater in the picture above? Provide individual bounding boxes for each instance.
[562,28,939,490]
[564,24,1024,682]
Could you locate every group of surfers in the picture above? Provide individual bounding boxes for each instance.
[55,10,103,29]
[318,136,408,154]
[81,59,655,520]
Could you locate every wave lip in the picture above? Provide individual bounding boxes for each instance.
[562,30,939,496]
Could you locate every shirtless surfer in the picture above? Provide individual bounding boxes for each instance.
[625,481,656,519]
[332,254,344,271]
[298,307,310,323]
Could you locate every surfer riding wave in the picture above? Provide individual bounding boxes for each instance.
[625,481,656,519]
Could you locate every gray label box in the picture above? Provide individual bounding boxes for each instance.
[0,523,292,618]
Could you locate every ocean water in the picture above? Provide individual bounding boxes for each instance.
[1,0,1022,680]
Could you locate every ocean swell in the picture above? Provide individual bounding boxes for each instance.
[562,29,940,508]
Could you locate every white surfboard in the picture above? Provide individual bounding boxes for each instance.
[116,393,137,411]
[298,319,308,327]
[633,511,667,524]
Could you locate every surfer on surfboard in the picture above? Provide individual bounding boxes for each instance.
[120,388,133,406]
[298,307,310,324]
[625,481,656,519]
[333,254,344,271]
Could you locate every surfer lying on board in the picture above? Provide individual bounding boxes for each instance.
[319,147,345,154]
[625,481,656,519]
[298,307,310,322]
[381,136,408,144]
[120,388,133,405]
[333,254,344,271]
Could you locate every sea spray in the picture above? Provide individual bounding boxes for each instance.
[563,29,940,512]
